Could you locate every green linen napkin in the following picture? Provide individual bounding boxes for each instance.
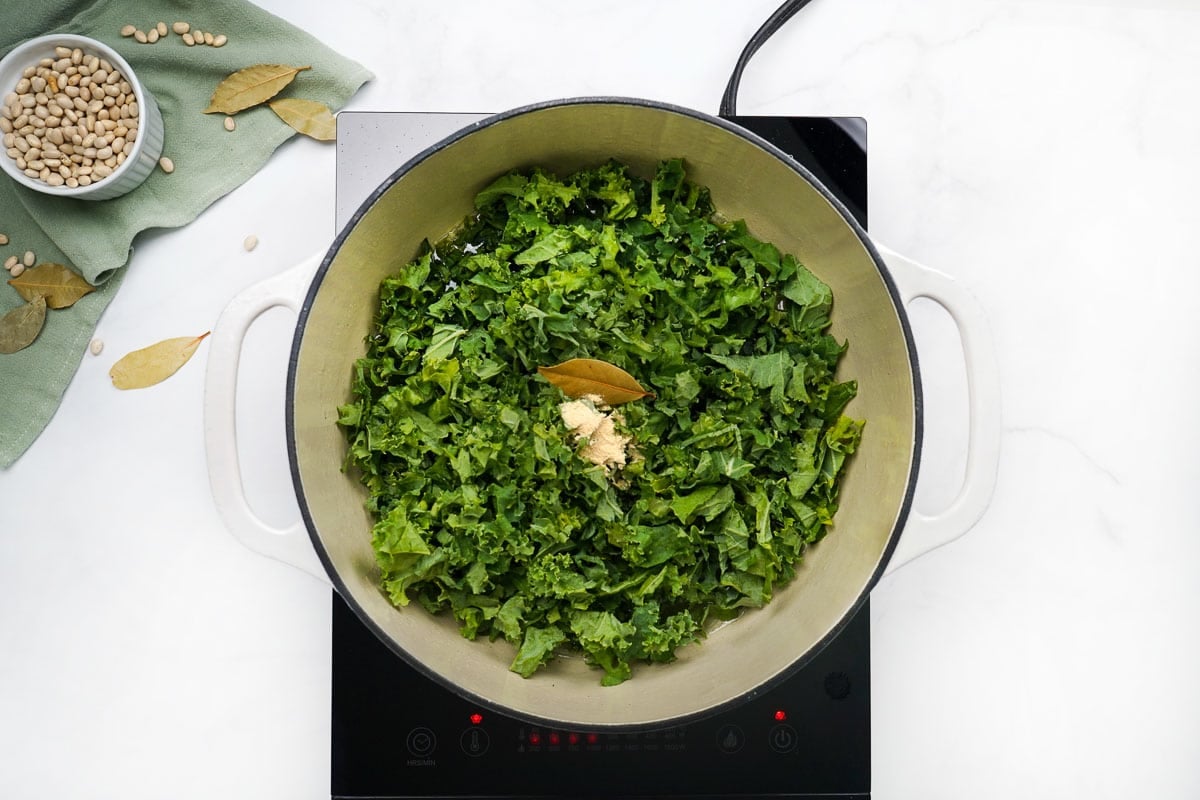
[0,0,372,468]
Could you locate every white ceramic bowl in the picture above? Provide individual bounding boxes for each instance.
[0,33,164,201]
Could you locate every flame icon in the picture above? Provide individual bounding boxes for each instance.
[716,724,744,753]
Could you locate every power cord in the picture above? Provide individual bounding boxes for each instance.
[720,0,817,117]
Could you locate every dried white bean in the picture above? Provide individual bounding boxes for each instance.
[224,116,236,131]
[146,29,160,44]
[213,34,227,47]
[9,263,25,278]
[172,21,190,34]
[158,155,174,173]
[133,30,147,43]
[3,255,17,270]
[243,234,259,252]
[156,22,168,37]
[23,250,35,267]
[182,33,195,46]
[203,32,214,46]
[89,338,104,355]
[3,48,141,189]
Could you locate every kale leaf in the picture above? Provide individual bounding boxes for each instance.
[338,159,864,685]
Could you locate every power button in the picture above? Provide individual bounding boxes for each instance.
[768,723,799,754]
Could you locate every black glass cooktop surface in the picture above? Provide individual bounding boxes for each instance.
[330,113,870,800]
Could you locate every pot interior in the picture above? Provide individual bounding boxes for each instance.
[289,100,916,728]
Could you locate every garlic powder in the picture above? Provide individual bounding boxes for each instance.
[559,396,633,471]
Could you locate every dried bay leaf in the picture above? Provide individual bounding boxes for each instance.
[269,98,336,141]
[0,295,47,354]
[9,263,95,309]
[204,64,311,115]
[538,358,655,405]
[110,332,211,390]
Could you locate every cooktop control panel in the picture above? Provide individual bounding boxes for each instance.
[331,591,869,799]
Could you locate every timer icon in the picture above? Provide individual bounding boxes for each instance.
[406,727,437,757]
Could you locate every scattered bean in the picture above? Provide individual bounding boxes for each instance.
[158,155,174,173]
[212,34,227,47]
[133,30,148,44]
[146,29,160,44]
[89,338,104,356]
[3,255,17,270]
[224,116,236,132]
[156,22,168,37]
[10,263,25,278]
[120,24,137,37]
[182,33,195,46]
[172,21,190,34]
[203,32,214,46]
[0,233,7,245]
[243,234,259,252]
[191,28,204,44]
[23,250,35,267]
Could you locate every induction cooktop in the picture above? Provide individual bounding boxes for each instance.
[330,111,870,800]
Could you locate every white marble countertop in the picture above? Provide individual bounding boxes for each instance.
[3,1,1199,798]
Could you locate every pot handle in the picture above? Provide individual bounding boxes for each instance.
[203,252,331,584]
[874,244,1001,576]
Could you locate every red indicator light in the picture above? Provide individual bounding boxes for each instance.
[568,733,580,745]
[469,713,484,725]
[586,733,600,745]
[548,732,561,745]
[529,732,541,745]
[774,710,787,722]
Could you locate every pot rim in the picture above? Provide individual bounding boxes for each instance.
[285,96,924,729]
